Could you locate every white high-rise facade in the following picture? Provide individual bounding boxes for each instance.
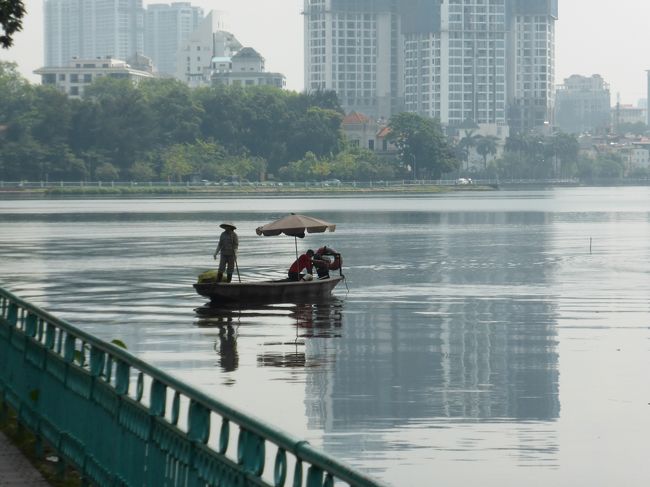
[144,2,203,76]
[44,0,144,67]
[403,0,557,133]
[405,0,508,130]
[303,0,403,118]
[508,0,557,132]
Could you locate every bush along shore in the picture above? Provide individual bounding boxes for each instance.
[0,182,498,196]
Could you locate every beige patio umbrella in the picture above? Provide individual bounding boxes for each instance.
[256,213,336,259]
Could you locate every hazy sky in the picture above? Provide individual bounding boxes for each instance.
[1,0,648,105]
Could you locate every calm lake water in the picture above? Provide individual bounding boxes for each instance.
[1,188,649,486]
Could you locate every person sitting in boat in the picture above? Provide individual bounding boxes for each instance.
[313,246,342,278]
[288,249,314,281]
[213,222,239,283]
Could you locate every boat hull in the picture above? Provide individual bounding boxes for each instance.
[193,275,345,303]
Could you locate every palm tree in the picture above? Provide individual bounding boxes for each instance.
[458,130,481,171]
[475,135,499,170]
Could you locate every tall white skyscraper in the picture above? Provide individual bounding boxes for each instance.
[144,2,203,76]
[404,0,509,131]
[508,0,557,132]
[403,0,557,133]
[303,0,403,118]
[44,0,145,67]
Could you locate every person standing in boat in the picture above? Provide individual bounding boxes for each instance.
[288,249,314,281]
[213,222,239,283]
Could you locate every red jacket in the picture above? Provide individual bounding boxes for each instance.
[289,253,313,273]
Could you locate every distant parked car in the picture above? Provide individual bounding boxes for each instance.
[323,179,341,186]
[456,178,472,185]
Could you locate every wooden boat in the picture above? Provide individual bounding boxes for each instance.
[193,275,345,303]
[199,213,344,303]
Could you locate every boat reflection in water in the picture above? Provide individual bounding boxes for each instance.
[195,298,344,372]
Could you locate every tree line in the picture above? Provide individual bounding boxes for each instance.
[0,62,354,181]
[2,60,641,184]
[0,62,465,182]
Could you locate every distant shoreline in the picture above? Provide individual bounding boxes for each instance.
[0,184,498,197]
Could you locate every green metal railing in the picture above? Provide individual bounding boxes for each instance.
[0,287,388,487]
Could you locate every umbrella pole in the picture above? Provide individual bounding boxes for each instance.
[294,237,298,261]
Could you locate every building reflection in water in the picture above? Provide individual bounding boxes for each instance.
[305,211,560,434]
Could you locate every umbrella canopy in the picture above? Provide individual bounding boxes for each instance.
[256,214,336,238]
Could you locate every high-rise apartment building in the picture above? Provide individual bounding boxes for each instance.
[404,0,508,130]
[508,0,558,133]
[403,0,556,133]
[144,2,203,76]
[44,0,144,67]
[303,0,403,118]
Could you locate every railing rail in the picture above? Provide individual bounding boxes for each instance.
[0,287,388,487]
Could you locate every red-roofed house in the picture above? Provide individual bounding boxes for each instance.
[341,112,396,154]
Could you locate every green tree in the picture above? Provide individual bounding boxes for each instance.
[29,86,73,146]
[239,87,290,170]
[286,107,343,165]
[78,77,155,171]
[160,144,195,182]
[457,130,481,170]
[0,0,25,47]
[129,160,157,181]
[140,78,202,146]
[475,135,499,170]
[95,162,119,181]
[615,121,648,137]
[279,152,331,180]
[548,132,580,177]
[387,112,458,179]
[0,61,33,140]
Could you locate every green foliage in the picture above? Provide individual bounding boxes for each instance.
[475,135,499,169]
[615,121,648,137]
[279,146,397,181]
[387,112,459,179]
[0,64,345,182]
[95,162,119,181]
[129,160,157,181]
[577,153,625,180]
[111,339,128,349]
[496,132,581,179]
[0,0,25,47]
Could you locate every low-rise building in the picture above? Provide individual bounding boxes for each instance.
[612,104,647,127]
[34,56,154,99]
[175,11,242,87]
[341,112,377,150]
[341,112,396,154]
[211,47,285,89]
